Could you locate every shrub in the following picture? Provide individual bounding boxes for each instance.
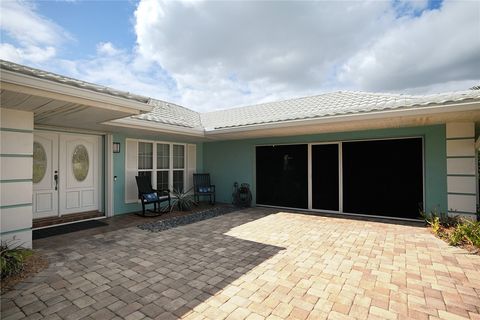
[449,220,480,247]
[422,210,479,251]
[0,241,32,279]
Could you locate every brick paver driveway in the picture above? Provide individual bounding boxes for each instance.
[2,208,480,320]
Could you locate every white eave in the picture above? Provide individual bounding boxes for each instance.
[1,69,153,115]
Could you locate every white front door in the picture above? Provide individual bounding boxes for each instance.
[33,131,101,218]
[33,132,59,218]
[59,134,100,214]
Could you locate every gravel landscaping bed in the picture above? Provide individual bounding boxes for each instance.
[138,205,240,232]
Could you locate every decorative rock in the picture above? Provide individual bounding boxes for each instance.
[137,206,239,232]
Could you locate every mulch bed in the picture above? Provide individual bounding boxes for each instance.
[138,205,240,232]
[1,253,49,294]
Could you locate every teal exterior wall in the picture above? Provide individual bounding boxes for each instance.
[113,133,204,215]
[203,125,448,214]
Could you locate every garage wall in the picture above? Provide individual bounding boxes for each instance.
[203,125,447,215]
[446,122,477,218]
[0,108,34,248]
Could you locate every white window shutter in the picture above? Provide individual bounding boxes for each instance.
[186,144,197,193]
[125,139,138,203]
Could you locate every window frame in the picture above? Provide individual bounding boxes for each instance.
[127,138,186,195]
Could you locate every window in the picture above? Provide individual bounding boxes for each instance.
[126,139,195,203]
[156,143,170,191]
[172,144,185,192]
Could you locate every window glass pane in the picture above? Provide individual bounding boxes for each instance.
[138,142,153,169]
[137,171,152,182]
[157,143,170,169]
[156,171,169,192]
[173,170,184,192]
[173,145,185,169]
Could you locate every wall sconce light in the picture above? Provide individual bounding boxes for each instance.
[113,142,121,153]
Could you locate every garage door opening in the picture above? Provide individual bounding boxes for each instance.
[256,144,308,209]
[342,138,423,219]
[256,138,424,220]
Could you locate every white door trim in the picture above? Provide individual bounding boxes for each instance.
[106,134,114,217]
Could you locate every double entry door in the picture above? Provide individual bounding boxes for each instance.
[33,131,101,219]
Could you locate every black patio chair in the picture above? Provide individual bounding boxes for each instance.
[135,175,171,216]
[193,173,215,205]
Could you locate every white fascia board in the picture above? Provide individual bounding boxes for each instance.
[1,70,153,114]
[205,101,480,135]
[104,118,206,138]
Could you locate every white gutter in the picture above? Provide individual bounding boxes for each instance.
[205,101,480,135]
[1,70,153,114]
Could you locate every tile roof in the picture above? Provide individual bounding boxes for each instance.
[0,60,150,103]
[133,99,202,129]
[2,60,479,131]
[200,90,480,129]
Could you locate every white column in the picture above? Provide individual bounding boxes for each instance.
[446,122,477,219]
[0,108,34,248]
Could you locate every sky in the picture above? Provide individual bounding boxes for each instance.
[0,0,479,112]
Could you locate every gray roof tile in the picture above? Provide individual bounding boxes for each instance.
[133,99,202,129]
[200,90,480,129]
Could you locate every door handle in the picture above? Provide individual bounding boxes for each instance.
[54,171,58,190]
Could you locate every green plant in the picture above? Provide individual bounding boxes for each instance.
[421,210,442,234]
[449,219,480,247]
[421,210,459,230]
[0,240,32,279]
[169,187,195,212]
[430,216,441,234]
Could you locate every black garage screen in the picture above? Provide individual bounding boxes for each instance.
[256,144,308,209]
[342,138,423,218]
[255,138,423,219]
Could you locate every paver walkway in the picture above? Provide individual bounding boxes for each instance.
[2,208,480,320]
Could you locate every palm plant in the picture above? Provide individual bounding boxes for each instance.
[169,187,195,212]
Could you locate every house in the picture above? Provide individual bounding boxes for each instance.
[1,60,479,248]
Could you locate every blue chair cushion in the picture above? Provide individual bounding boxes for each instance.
[143,193,158,202]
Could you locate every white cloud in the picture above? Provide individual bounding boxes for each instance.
[0,0,479,111]
[133,0,479,110]
[55,47,177,102]
[339,0,480,92]
[96,42,122,56]
[0,0,69,46]
[0,0,68,64]
[0,43,22,63]
[134,0,397,109]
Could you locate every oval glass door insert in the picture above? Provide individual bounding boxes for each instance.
[33,142,47,184]
[72,145,89,181]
